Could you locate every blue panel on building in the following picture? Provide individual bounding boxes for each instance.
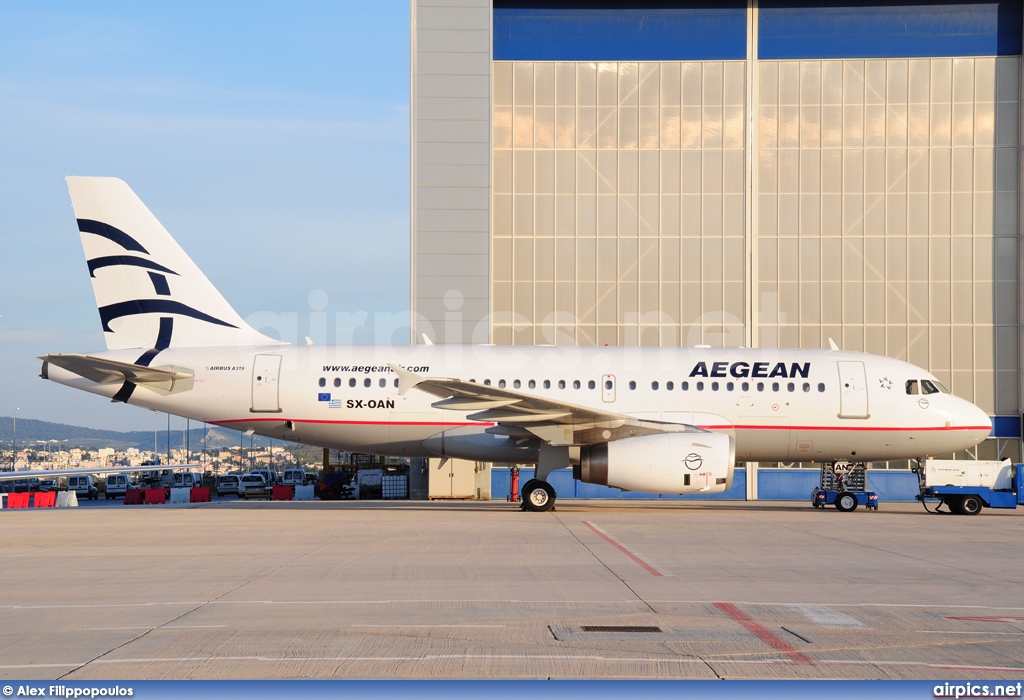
[760,1,1022,59]
[991,415,1022,438]
[494,1,747,61]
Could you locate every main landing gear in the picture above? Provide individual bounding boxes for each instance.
[521,479,556,512]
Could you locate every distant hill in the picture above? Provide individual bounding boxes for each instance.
[0,416,283,451]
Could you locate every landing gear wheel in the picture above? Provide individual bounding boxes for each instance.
[957,495,983,516]
[522,480,556,512]
[835,491,858,512]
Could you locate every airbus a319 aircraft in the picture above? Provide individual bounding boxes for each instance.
[31,177,991,511]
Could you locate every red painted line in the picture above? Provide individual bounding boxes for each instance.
[702,424,990,433]
[713,602,814,664]
[583,521,664,577]
[210,418,490,427]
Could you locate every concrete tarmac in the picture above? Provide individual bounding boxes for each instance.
[1,499,1022,680]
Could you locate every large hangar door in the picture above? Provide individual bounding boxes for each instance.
[837,361,869,419]
[251,354,282,413]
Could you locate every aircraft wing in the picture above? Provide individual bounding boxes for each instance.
[390,364,703,446]
[0,464,200,482]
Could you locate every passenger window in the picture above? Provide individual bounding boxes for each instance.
[513,379,521,389]
[573,380,581,389]
[629,381,636,390]
[318,378,326,387]
[349,378,356,388]
[757,382,764,392]
[921,380,939,395]
[696,381,704,391]
[787,382,794,392]
[363,378,371,388]
[379,378,386,388]
[726,382,734,391]
[682,381,689,391]
[605,380,613,390]
[817,383,825,392]
[499,379,506,388]
[802,382,810,392]
[334,378,341,387]
[528,380,536,389]
[772,382,779,392]
[484,379,491,386]
[394,378,399,388]
[652,381,659,390]
[558,380,566,389]
[906,380,919,395]
[666,381,674,390]
[588,380,596,389]
[711,382,719,391]
[543,380,551,389]
[742,382,749,392]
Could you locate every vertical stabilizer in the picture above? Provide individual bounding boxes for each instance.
[67,177,283,350]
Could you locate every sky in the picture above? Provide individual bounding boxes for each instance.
[0,2,411,431]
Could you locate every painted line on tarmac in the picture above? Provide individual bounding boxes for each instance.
[582,521,669,576]
[81,625,227,631]
[713,602,814,665]
[351,624,506,628]
[3,657,1021,673]
[791,604,865,627]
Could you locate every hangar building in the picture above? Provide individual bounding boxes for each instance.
[410,0,1024,466]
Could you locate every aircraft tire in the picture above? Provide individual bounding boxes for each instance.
[522,480,556,512]
[834,491,858,512]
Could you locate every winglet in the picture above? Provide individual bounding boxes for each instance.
[828,338,839,351]
[389,363,424,396]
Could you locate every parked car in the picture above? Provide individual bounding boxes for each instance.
[37,479,58,492]
[215,474,241,497]
[105,473,135,500]
[238,474,270,499]
[248,468,278,487]
[68,475,99,500]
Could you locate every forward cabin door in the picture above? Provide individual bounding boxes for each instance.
[251,354,282,413]
[837,361,869,419]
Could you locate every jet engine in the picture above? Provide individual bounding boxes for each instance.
[575,432,735,494]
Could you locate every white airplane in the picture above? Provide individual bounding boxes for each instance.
[36,177,991,511]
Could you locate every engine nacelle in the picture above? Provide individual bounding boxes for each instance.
[575,432,735,495]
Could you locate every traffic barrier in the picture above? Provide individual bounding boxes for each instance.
[33,491,56,508]
[272,485,294,501]
[57,491,78,507]
[143,488,166,505]
[0,493,5,508]
[190,487,211,503]
[169,487,190,504]
[294,485,314,501]
[123,488,143,505]
[8,493,30,509]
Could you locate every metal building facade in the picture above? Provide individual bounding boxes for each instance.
[411,0,1024,460]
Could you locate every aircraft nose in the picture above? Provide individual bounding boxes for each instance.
[960,400,992,449]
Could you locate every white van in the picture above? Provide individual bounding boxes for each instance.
[68,475,99,500]
[281,469,307,487]
[105,473,135,500]
[172,472,205,489]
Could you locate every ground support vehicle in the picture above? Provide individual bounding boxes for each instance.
[915,459,1024,515]
[811,463,878,512]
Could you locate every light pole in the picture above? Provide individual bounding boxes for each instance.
[11,407,20,470]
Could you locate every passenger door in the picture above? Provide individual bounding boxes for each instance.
[837,361,870,419]
[251,354,282,413]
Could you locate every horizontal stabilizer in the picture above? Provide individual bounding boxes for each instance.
[41,354,193,393]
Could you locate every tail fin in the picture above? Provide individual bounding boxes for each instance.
[67,177,284,350]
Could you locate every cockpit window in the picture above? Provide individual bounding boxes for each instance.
[921,379,940,395]
[905,380,919,395]
[933,380,949,393]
